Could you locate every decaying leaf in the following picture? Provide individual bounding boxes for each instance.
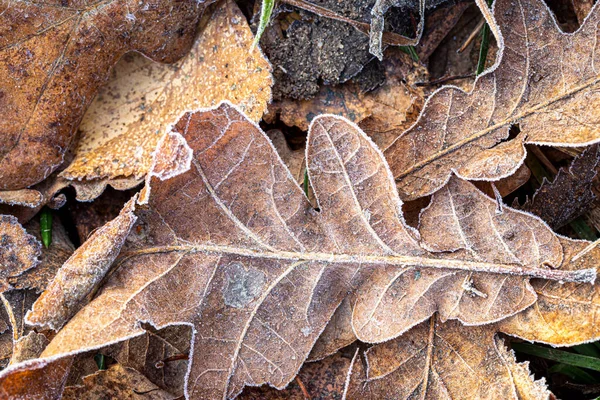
[240,351,352,399]
[63,364,177,400]
[9,332,49,366]
[0,357,72,400]
[518,145,599,229]
[0,0,205,190]
[20,104,598,399]
[61,0,272,188]
[267,47,427,149]
[10,216,75,293]
[385,0,600,200]
[345,318,551,399]
[104,326,193,397]
[0,216,41,293]
[26,196,138,331]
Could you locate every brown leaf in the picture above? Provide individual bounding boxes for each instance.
[0,357,72,400]
[63,364,176,400]
[34,104,597,398]
[344,318,551,399]
[26,196,138,331]
[11,216,75,293]
[385,0,600,200]
[519,145,599,229]
[0,215,41,292]
[9,332,49,366]
[104,326,192,397]
[267,47,427,149]
[0,0,205,190]
[61,0,272,189]
[240,351,352,399]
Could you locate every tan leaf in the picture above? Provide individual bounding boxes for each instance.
[0,216,41,292]
[499,237,600,345]
[385,0,600,200]
[344,318,551,400]
[31,104,597,399]
[63,364,176,400]
[9,332,49,366]
[61,0,273,188]
[0,0,205,190]
[26,196,138,331]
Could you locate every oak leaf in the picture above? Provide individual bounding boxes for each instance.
[0,0,206,190]
[17,103,597,400]
[385,0,600,200]
[61,0,273,190]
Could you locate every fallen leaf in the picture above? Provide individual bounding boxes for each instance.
[10,216,75,293]
[0,0,205,190]
[0,216,41,292]
[0,357,72,400]
[26,196,138,331]
[267,47,427,149]
[63,364,176,400]
[61,0,273,188]
[344,318,551,399]
[32,104,597,399]
[385,0,600,200]
[9,332,49,366]
[518,145,599,229]
[104,326,193,397]
[240,351,352,399]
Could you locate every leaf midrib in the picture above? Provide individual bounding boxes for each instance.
[116,243,594,283]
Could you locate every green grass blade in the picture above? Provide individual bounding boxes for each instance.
[400,46,419,62]
[476,0,494,75]
[548,364,597,384]
[94,353,106,370]
[40,208,52,248]
[253,0,275,48]
[512,342,600,372]
[572,343,600,358]
[303,169,309,197]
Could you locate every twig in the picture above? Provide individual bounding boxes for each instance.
[529,146,558,176]
[296,376,311,399]
[458,18,484,53]
[280,0,415,46]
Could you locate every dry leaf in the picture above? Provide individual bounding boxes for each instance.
[10,216,75,293]
[518,145,599,229]
[27,104,598,399]
[63,364,177,400]
[9,332,49,366]
[61,0,272,188]
[0,357,72,400]
[240,351,352,399]
[345,318,551,399]
[0,0,205,190]
[26,196,138,331]
[385,0,600,200]
[267,47,427,149]
[0,216,41,292]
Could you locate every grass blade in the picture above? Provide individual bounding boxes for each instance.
[512,342,600,372]
[548,364,597,384]
[40,207,52,248]
[252,0,275,48]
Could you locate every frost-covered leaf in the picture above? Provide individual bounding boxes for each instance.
[20,104,598,399]
[61,0,272,193]
[385,0,600,200]
[0,0,205,190]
